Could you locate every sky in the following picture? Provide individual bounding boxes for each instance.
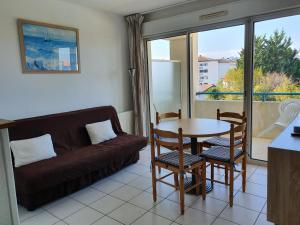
[151,14,300,60]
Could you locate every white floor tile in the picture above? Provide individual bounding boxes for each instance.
[90,195,124,214]
[151,199,182,221]
[245,182,267,198]
[21,211,59,225]
[255,166,268,176]
[125,163,150,176]
[212,218,238,225]
[175,207,216,225]
[43,197,84,219]
[108,203,146,225]
[64,207,103,225]
[220,205,259,225]
[18,205,45,222]
[207,184,238,202]
[146,183,175,198]
[234,191,266,212]
[261,203,267,214]
[92,216,123,225]
[110,185,142,201]
[190,196,228,216]
[70,187,106,205]
[128,176,152,190]
[129,191,162,210]
[92,179,124,194]
[167,191,199,207]
[54,222,68,225]
[248,173,267,186]
[255,213,274,225]
[110,171,140,184]
[131,212,172,225]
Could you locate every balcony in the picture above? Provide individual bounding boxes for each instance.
[195,92,300,161]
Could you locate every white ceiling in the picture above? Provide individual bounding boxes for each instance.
[61,0,196,15]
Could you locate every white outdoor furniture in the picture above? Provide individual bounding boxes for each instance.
[258,98,300,137]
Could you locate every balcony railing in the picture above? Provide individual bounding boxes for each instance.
[196,92,300,101]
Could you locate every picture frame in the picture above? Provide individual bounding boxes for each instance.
[17,19,81,74]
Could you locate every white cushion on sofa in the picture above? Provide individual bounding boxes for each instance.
[10,134,57,168]
[86,120,117,144]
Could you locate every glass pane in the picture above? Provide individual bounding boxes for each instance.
[252,15,300,161]
[147,35,189,123]
[191,25,245,121]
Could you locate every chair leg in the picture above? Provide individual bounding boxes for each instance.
[195,168,200,195]
[229,164,234,207]
[174,172,179,190]
[211,162,214,188]
[202,162,206,200]
[179,173,185,215]
[225,166,229,185]
[151,162,157,202]
[157,145,161,173]
[242,156,247,192]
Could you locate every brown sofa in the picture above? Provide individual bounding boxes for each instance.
[9,106,147,210]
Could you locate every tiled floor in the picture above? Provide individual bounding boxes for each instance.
[18,146,272,225]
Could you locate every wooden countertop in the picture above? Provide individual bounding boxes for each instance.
[0,119,14,129]
[269,115,300,152]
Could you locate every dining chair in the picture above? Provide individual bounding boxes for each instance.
[201,122,247,207]
[155,110,191,174]
[150,123,206,214]
[200,109,246,185]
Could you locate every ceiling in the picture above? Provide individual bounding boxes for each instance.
[60,0,196,15]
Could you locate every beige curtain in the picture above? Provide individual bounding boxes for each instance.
[126,14,147,136]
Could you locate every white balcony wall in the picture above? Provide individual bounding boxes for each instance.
[194,99,281,138]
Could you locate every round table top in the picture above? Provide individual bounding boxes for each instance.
[155,118,231,138]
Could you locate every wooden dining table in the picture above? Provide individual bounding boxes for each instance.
[155,118,231,194]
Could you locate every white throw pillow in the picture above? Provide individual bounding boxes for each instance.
[10,134,57,168]
[86,120,117,144]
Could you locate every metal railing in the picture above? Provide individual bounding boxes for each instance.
[196,92,300,101]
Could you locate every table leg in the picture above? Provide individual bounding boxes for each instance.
[185,137,212,194]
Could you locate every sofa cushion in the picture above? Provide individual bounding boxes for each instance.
[14,134,147,195]
[86,120,117,144]
[10,134,57,167]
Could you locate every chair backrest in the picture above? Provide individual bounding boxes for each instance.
[229,122,247,161]
[217,109,246,125]
[150,123,184,168]
[156,109,181,125]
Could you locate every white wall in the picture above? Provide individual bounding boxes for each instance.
[143,0,300,37]
[0,0,131,120]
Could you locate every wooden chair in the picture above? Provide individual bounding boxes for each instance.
[150,123,206,214]
[201,122,247,207]
[155,110,191,174]
[200,109,246,185]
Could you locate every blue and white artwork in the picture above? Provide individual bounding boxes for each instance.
[19,21,80,72]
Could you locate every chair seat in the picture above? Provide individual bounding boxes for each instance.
[156,151,203,168]
[201,146,244,163]
[159,137,191,145]
[203,137,242,147]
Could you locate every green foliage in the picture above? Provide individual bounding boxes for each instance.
[208,68,300,101]
[237,30,300,80]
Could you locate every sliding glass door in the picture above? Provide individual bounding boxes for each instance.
[147,35,189,123]
[190,25,245,125]
[146,9,300,162]
[251,14,300,161]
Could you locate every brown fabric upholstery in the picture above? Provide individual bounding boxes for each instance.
[201,146,243,163]
[203,137,242,147]
[9,106,147,210]
[156,152,203,168]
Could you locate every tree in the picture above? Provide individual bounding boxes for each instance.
[237,30,300,80]
[208,69,300,101]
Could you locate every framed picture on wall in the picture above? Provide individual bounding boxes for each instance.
[17,19,80,73]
